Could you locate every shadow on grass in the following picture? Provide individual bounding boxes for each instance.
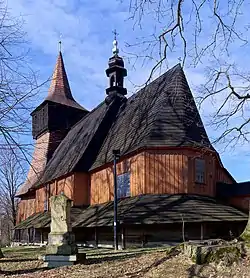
[122,247,181,278]
[187,264,217,278]
[0,258,38,262]
[3,247,45,253]
[86,252,142,264]
[86,249,166,258]
[0,267,48,276]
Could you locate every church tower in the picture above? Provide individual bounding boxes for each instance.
[17,50,88,197]
[105,34,127,104]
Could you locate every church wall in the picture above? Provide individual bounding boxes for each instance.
[17,132,50,197]
[144,149,188,195]
[18,148,235,222]
[187,151,215,197]
[55,175,74,199]
[229,196,250,212]
[90,147,234,205]
[216,166,234,184]
[34,173,86,213]
[35,186,46,213]
[145,148,234,197]
[74,172,89,206]
[17,195,36,224]
[90,152,145,205]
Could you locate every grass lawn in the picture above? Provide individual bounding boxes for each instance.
[1,245,250,277]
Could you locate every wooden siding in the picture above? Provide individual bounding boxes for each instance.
[35,186,46,213]
[188,152,215,197]
[90,153,145,205]
[56,175,74,199]
[90,148,235,205]
[216,166,234,184]
[229,196,250,212]
[17,196,36,224]
[74,172,89,206]
[144,150,188,195]
[18,147,236,223]
[33,173,88,214]
[91,150,189,204]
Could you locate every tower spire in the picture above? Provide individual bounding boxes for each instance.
[45,51,85,110]
[105,33,127,103]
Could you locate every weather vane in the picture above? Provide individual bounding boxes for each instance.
[112,29,119,55]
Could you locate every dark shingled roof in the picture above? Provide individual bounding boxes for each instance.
[46,51,86,111]
[90,64,214,170]
[15,194,248,229]
[34,64,214,187]
[217,181,250,198]
[33,102,108,186]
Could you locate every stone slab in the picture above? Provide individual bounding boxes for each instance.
[43,255,77,262]
[43,260,74,268]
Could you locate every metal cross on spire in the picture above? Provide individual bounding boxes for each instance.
[113,29,118,40]
[112,29,119,55]
[58,33,63,52]
[58,40,62,52]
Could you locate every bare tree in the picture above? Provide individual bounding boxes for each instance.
[127,0,250,147]
[0,148,25,246]
[0,1,50,161]
[0,1,48,251]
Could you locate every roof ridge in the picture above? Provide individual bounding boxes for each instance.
[128,63,181,100]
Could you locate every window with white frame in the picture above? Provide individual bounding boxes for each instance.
[195,158,205,183]
[117,172,130,198]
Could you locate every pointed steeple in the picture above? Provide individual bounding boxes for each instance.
[31,50,88,140]
[46,51,84,110]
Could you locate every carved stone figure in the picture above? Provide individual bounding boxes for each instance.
[43,193,80,267]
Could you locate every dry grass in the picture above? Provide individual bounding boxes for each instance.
[1,246,250,277]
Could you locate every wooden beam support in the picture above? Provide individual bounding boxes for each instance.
[121,226,126,249]
[95,227,98,248]
[200,223,204,240]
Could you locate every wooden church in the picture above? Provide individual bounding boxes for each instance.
[14,38,249,247]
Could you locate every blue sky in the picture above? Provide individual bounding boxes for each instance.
[8,0,250,182]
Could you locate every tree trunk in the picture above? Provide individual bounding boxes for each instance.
[11,197,16,227]
[0,248,3,258]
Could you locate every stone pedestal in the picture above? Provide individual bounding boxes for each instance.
[43,193,81,268]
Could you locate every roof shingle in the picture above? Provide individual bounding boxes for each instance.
[15,194,248,229]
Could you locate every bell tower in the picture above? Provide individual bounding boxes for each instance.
[17,50,88,198]
[105,32,127,101]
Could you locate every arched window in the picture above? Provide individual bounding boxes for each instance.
[110,75,115,87]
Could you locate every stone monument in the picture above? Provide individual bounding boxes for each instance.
[43,193,78,268]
